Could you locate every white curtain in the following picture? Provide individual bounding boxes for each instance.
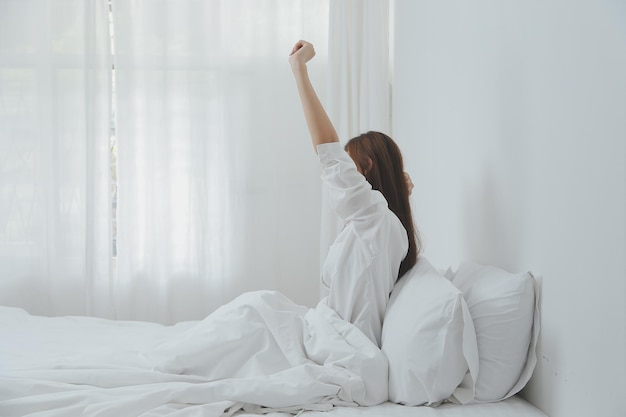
[321,0,392,268]
[328,0,392,138]
[0,1,392,325]
[0,0,112,317]
[112,0,329,323]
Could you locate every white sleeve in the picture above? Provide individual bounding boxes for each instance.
[317,142,388,223]
[317,142,405,346]
[322,242,383,345]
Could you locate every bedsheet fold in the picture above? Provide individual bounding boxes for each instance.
[0,291,388,417]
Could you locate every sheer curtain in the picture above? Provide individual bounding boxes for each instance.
[0,1,390,324]
[112,1,329,323]
[321,0,393,268]
[0,1,112,317]
[328,0,392,138]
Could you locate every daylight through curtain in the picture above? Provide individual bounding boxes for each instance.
[112,0,329,323]
[0,0,113,317]
[0,1,393,325]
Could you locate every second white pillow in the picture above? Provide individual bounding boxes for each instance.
[449,261,539,402]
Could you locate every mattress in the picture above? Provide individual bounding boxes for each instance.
[0,293,545,417]
[237,396,548,417]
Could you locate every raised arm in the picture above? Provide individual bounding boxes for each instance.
[289,40,339,152]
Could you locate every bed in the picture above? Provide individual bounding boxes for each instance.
[0,258,544,417]
[238,397,548,417]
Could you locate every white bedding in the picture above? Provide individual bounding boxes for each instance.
[1,291,388,416]
[0,291,546,417]
[235,396,549,417]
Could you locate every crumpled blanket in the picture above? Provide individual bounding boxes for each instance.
[0,291,388,416]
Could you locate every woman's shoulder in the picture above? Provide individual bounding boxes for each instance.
[317,141,343,154]
[317,142,351,169]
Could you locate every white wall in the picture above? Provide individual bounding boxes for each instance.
[392,1,625,416]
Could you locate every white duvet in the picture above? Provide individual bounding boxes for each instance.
[0,291,388,417]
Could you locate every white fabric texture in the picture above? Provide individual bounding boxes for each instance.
[447,262,540,403]
[0,1,330,323]
[0,298,550,416]
[0,1,331,323]
[321,0,392,277]
[317,142,407,346]
[0,1,113,317]
[381,257,479,406]
[0,0,397,326]
[235,396,549,417]
[112,0,330,323]
[0,137,407,417]
[0,291,388,416]
[328,0,391,137]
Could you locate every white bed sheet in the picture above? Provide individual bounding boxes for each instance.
[0,293,389,416]
[235,396,548,417]
[0,298,548,417]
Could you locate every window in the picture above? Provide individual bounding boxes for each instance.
[109,0,118,257]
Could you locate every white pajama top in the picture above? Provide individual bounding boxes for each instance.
[317,142,409,347]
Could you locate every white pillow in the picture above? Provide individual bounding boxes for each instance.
[381,257,479,406]
[448,261,540,402]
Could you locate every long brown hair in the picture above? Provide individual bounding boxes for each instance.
[345,131,419,278]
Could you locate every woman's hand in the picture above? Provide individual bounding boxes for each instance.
[289,40,315,71]
[289,40,338,151]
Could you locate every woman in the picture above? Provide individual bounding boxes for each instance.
[289,40,419,347]
[0,41,423,417]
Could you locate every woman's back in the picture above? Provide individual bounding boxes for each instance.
[317,142,408,346]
